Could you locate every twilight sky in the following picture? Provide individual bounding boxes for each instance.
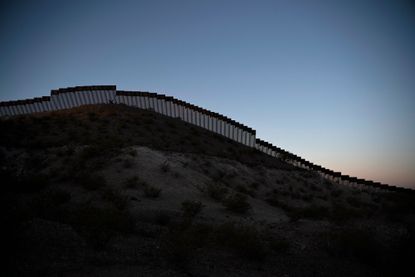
[1,0,414,188]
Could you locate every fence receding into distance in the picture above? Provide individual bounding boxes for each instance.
[0,85,410,193]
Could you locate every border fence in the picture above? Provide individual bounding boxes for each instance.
[0,85,411,194]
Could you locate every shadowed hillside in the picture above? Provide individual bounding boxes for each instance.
[2,104,414,277]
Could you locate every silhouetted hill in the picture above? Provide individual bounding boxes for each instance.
[2,104,414,277]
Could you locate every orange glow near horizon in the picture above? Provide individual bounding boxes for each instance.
[312,155,415,189]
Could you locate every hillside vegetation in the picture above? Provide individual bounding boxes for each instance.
[1,104,414,277]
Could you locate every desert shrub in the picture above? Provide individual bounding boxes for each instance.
[346,195,364,208]
[235,184,255,197]
[181,200,204,217]
[190,126,200,136]
[79,145,102,161]
[124,176,141,189]
[290,191,302,200]
[160,161,170,172]
[250,182,260,190]
[324,227,381,265]
[101,188,128,210]
[331,189,343,198]
[265,197,290,211]
[266,196,281,207]
[56,146,75,157]
[154,210,172,226]
[324,180,333,188]
[77,173,106,191]
[70,205,134,249]
[275,178,283,185]
[160,223,212,266]
[301,180,310,188]
[206,183,228,201]
[167,121,177,129]
[381,192,415,220]
[330,203,361,222]
[215,223,267,260]
[213,170,226,181]
[122,158,134,169]
[87,112,98,121]
[352,189,361,195]
[48,188,71,203]
[24,152,49,171]
[301,194,314,202]
[301,171,314,179]
[144,185,162,198]
[309,183,322,192]
[269,237,290,253]
[10,173,51,194]
[288,205,329,220]
[318,194,329,201]
[226,170,238,179]
[30,188,71,221]
[223,193,251,214]
[279,190,290,197]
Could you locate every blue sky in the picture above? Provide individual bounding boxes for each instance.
[1,0,414,187]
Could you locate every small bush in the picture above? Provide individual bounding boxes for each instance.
[214,170,226,181]
[102,188,128,210]
[324,228,381,265]
[70,205,134,249]
[154,210,171,226]
[124,176,140,189]
[79,145,102,161]
[127,148,137,157]
[331,189,343,198]
[87,112,98,121]
[266,197,290,211]
[318,194,328,201]
[56,146,75,157]
[223,193,251,214]
[236,184,255,197]
[330,203,361,222]
[30,188,71,221]
[250,182,260,190]
[160,223,211,266]
[309,183,321,192]
[301,194,314,202]
[215,223,267,260]
[269,237,290,253]
[288,205,329,220]
[12,173,51,194]
[181,200,204,217]
[144,185,162,198]
[77,173,106,191]
[206,183,228,201]
[160,161,170,172]
[275,178,283,185]
[122,158,134,169]
[346,196,363,208]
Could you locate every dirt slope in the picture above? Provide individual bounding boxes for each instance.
[2,104,414,277]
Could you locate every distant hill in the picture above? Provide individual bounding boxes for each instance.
[2,104,414,277]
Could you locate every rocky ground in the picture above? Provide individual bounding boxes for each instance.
[2,105,414,276]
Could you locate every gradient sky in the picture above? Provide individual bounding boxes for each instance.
[1,0,414,188]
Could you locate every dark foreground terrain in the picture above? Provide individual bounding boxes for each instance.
[2,105,414,277]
